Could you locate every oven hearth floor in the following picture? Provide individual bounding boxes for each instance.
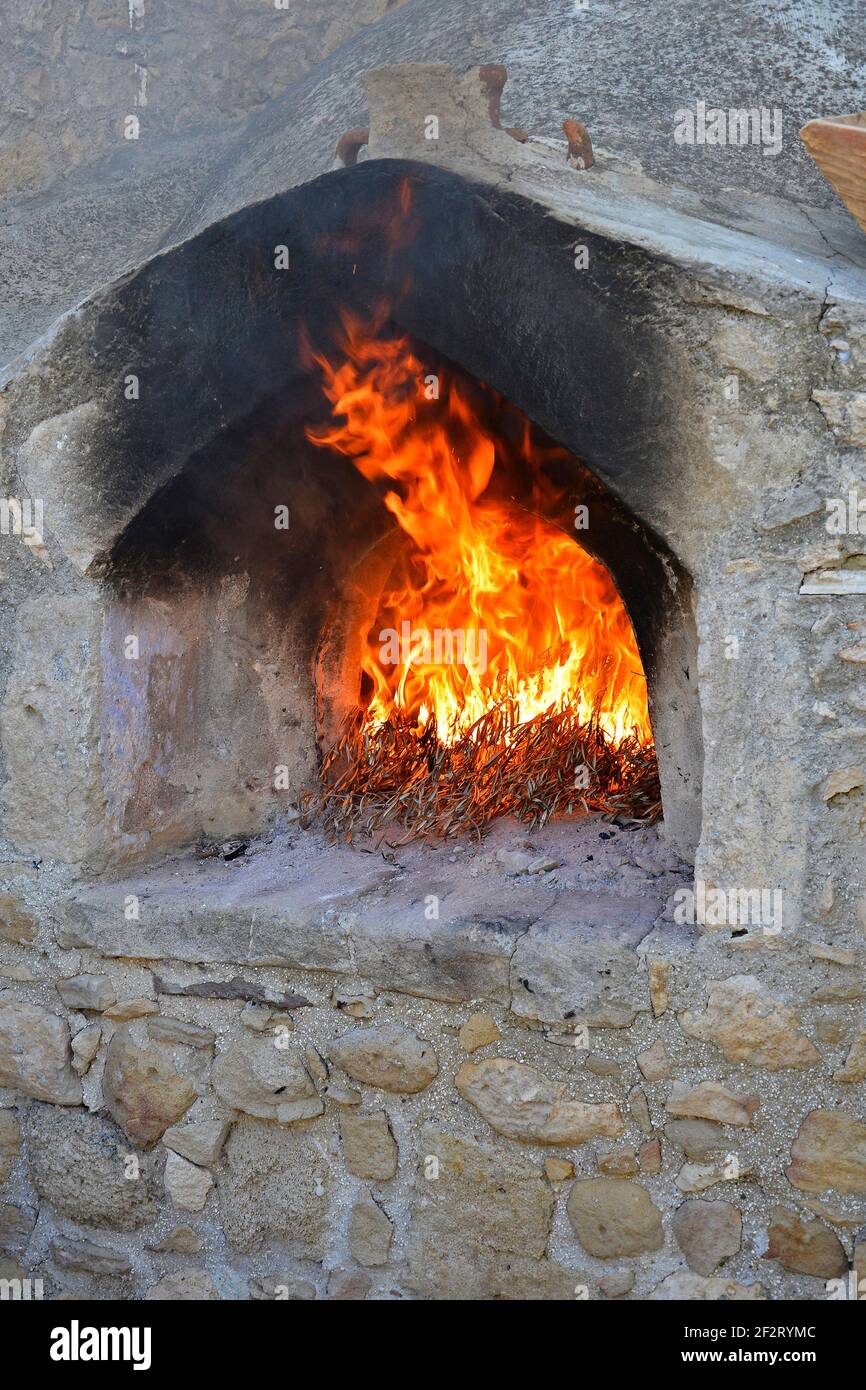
[55,816,693,1020]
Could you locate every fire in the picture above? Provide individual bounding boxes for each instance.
[306,315,652,753]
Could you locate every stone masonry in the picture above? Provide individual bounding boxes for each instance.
[0,815,865,1300]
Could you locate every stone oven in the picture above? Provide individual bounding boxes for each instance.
[4,144,704,872]
[1,48,866,1305]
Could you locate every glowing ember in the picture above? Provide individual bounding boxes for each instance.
[303,313,658,839]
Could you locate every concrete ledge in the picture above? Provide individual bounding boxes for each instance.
[54,836,663,1010]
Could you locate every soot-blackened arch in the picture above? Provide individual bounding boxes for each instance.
[71,159,702,855]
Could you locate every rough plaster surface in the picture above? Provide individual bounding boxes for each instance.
[3,0,866,368]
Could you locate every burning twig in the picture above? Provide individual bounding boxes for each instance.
[302,702,661,845]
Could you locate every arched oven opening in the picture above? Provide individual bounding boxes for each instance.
[42,159,702,871]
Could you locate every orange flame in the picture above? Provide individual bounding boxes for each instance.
[307,316,651,750]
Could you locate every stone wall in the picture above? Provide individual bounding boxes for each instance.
[0,0,405,196]
[2,33,866,1302]
[1,819,865,1300]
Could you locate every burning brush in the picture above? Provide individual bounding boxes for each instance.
[303,700,661,845]
[301,310,662,845]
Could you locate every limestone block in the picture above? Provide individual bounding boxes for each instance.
[102,1026,196,1147]
[349,1192,393,1267]
[566,1179,664,1258]
[27,1103,155,1229]
[0,999,81,1104]
[330,1024,438,1094]
[218,1119,330,1258]
[339,1110,397,1180]
[212,1035,321,1122]
[786,1109,866,1194]
[455,1057,623,1146]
